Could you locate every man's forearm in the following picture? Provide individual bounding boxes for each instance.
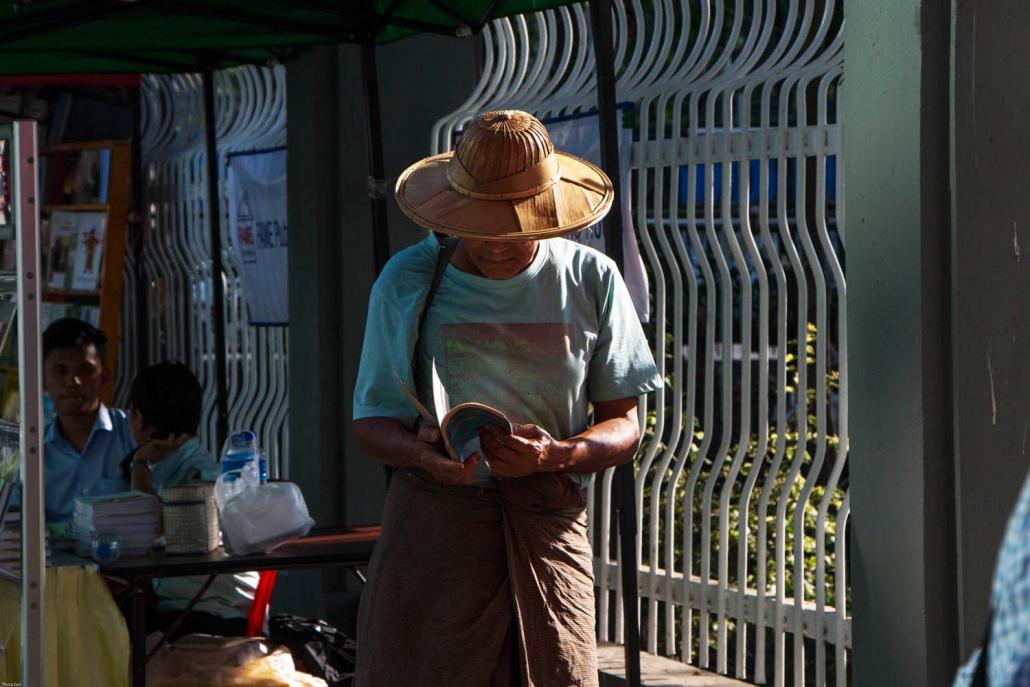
[353,417,425,469]
[130,462,154,494]
[549,416,640,474]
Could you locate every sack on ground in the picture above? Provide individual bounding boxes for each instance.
[147,634,327,686]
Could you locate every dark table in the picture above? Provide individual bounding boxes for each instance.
[99,526,380,687]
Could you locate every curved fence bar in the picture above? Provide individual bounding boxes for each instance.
[120,65,290,477]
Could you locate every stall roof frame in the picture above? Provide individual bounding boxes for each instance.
[0,0,577,74]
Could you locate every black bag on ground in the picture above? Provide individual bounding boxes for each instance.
[268,614,356,686]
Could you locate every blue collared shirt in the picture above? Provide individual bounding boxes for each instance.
[44,404,135,522]
[954,469,1030,686]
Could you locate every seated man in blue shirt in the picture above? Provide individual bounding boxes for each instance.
[42,318,133,522]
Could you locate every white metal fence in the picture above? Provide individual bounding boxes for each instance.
[432,2,849,685]
[117,66,291,477]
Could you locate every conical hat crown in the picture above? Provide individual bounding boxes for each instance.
[451,111,555,194]
[395,110,613,240]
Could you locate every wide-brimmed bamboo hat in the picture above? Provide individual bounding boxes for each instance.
[395,110,614,241]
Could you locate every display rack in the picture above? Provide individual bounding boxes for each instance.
[0,118,45,687]
[39,140,131,404]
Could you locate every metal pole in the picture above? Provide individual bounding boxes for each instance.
[590,1,641,685]
[593,0,638,683]
[591,0,624,272]
[131,86,149,370]
[202,70,229,449]
[360,41,391,275]
[130,574,148,687]
[14,119,44,687]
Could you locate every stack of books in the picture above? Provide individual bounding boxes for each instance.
[0,510,52,574]
[73,491,160,558]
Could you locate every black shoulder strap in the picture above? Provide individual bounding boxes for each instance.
[411,236,458,379]
[386,236,458,490]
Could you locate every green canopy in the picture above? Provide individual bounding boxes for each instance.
[0,0,573,74]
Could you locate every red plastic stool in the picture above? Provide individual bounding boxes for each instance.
[246,570,278,636]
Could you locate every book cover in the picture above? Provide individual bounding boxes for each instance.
[43,303,100,330]
[74,490,158,514]
[0,479,13,538]
[78,305,100,327]
[395,360,513,463]
[46,210,78,289]
[0,297,17,360]
[43,148,111,206]
[1,387,18,423]
[70,211,106,291]
[41,302,68,330]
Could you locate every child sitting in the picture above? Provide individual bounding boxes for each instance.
[122,361,258,640]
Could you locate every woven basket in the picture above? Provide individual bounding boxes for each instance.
[160,481,219,554]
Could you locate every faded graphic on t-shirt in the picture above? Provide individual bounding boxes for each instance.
[440,322,587,432]
[355,236,661,488]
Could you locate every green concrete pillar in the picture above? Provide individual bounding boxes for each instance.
[950,0,1030,658]
[284,35,476,625]
[844,1,959,684]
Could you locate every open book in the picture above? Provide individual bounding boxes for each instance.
[395,361,512,463]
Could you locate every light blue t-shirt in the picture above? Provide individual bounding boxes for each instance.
[148,437,220,490]
[148,438,256,619]
[43,404,134,523]
[353,236,661,484]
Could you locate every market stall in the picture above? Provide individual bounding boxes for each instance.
[0,1,641,684]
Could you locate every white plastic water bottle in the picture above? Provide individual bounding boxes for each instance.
[220,430,258,482]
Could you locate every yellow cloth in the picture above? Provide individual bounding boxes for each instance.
[0,565,128,686]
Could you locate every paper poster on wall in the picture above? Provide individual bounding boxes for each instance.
[227,147,287,326]
[543,113,650,322]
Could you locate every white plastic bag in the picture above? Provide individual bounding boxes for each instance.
[215,457,261,512]
[215,463,314,555]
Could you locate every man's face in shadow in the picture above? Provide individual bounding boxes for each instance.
[43,344,107,419]
[458,238,539,280]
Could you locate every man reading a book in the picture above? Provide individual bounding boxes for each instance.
[41,318,133,522]
[352,111,661,686]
